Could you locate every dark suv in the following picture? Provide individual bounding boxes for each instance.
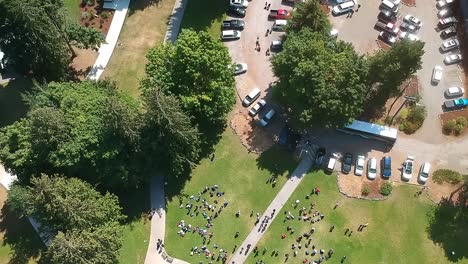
[341,153,353,174]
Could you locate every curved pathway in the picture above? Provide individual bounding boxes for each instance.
[144,176,190,264]
[229,152,314,264]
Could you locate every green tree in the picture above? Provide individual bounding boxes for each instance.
[272,28,369,128]
[142,29,236,127]
[286,0,331,34]
[367,40,425,108]
[0,0,104,81]
[0,81,142,189]
[8,175,124,264]
[142,88,201,177]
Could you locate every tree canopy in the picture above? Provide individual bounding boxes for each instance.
[142,29,236,127]
[142,88,201,178]
[272,28,369,128]
[8,175,124,264]
[286,0,331,35]
[0,80,142,190]
[367,39,425,106]
[0,0,104,81]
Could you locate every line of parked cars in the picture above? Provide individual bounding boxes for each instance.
[221,0,249,41]
[242,88,276,126]
[326,153,431,184]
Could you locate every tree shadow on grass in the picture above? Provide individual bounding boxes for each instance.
[0,77,30,128]
[0,205,45,264]
[256,144,298,180]
[180,0,227,32]
[426,183,468,262]
[128,0,163,16]
[116,184,151,224]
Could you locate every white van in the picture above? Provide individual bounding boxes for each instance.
[242,88,261,107]
[380,0,399,12]
[418,162,431,183]
[326,155,337,172]
[272,20,287,31]
[332,0,356,15]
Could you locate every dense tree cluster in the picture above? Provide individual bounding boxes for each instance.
[0,0,104,81]
[8,175,125,264]
[286,0,331,35]
[272,28,369,128]
[142,29,236,127]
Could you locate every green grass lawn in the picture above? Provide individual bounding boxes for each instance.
[246,171,468,264]
[164,129,298,263]
[63,0,80,22]
[180,0,227,37]
[118,218,151,264]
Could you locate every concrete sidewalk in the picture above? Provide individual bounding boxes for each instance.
[229,154,314,264]
[163,0,188,44]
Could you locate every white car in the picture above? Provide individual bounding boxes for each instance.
[403,14,423,28]
[260,109,276,127]
[418,162,431,184]
[402,156,415,181]
[445,86,464,98]
[367,158,377,180]
[437,0,453,8]
[330,28,339,38]
[441,38,459,52]
[444,53,462,64]
[355,155,365,176]
[248,99,266,117]
[232,63,248,75]
[326,153,338,172]
[431,65,443,84]
[221,30,241,40]
[230,0,248,8]
[399,31,420,41]
[332,0,356,15]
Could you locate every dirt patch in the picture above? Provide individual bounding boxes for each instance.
[78,1,114,35]
[338,174,387,199]
[70,47,98,80]
[376,40,392,51]
[401,0,416,7]
[230,111,277,153]
[426,178,466,204]
[320,4,330,14]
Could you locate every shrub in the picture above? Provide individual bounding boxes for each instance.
[380,182,393,196]
[80,11,89,21]
[433,169,462,184]
[456,116,467,127]
[399,105,426,134]
[443,119,457,134]
[87,0,95,6]
[361,186,370,196]
[399,108,409,120]
[101,11,110,20]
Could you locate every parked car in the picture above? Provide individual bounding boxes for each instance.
[272,20,288,31]
[269,9,292,19]
[315,147,326,167]
[378,10,397,23]
[379,31,397,45]
[382,156,392,178]
[438,16,457,29]
[438,8,453,18]
[403,14,422,28]
[444,53,462,64]
[227,6,246,17]
[221,19,245,30]
[400,22,418,33]
[332,0,356,15]
[380,0,399,13]
[445,86,464,98]
[242,88,261,106]
[444,98,468,110]
[441,38,459,52]
[367,158,377,180]
[260,109,276,127]
[441,26,457,39]
[248,99,266,117]
[221,30,241,41]
[326,154,338,172]
[355,155,365,176]
[437,0,454,8]
[402,156,415,181]
[230,0,248,8]
[232,63,247,75]
[330,28,339,38]
[431,65,443,84]
[271,40,283,51]
[341,153,353,174]
[375,21,399,35]
[399,31,420,41]
[418,162,431,184]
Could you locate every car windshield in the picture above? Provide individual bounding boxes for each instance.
[405,162,413,173]
[345,157,352,164]
[370,167,377,173]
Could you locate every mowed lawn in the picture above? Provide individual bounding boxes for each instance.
[63,0,80,22]
[164,130,298,263]
[102,0,176,97]
[180,0,228,37]
[247,171,468,264]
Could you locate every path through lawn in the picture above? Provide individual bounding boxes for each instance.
[247,171,468,264]
[164,130,298,263]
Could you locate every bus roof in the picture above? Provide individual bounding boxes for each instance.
[345,120,398,140]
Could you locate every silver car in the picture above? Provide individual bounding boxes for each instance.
[248,99,266,117]
[441,38,459,52]
[444,53,462,64]
[445,86,464,98]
